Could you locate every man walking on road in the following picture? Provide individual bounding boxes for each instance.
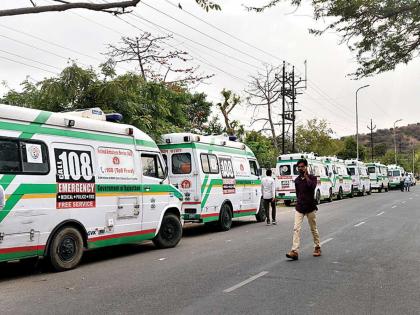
[261,169,276,225]
[286,159,321,260]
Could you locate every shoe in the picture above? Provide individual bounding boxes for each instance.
[286,250,298,260]
[266,220,270,225]
[313,246,321,257]
[272,221,277,225]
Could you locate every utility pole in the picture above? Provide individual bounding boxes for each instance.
[367,119,376,162]
[291,66,295,153]
[282,61,286,154]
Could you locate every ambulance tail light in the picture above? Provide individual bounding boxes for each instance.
[126,127,134,136]
[184,136,191,142]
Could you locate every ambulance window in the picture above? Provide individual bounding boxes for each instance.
[348,168,355,176]
[0,139,21,173]
[172,153,191,174]
[367,167,375,174]
[249,160,258,176]
[293,164,299,175]
[162,154,168,166]
[21,141,49,174]
[201,154,219,174]
[142,154,165,179]
[279,165,291,175]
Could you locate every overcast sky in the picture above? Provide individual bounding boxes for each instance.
[0,0,419,138]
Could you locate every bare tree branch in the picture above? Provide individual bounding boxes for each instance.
[0,0,142,17]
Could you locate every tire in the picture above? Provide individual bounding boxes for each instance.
[316,190,321,205]
[328,188,333,202]
[153,213,182,249]
[284,200,292,207]
[337,187,343,200]
[49,227,84,272]
[379,184,383,193]
[218,203,233,231]
[362,186,366,196]
[255,199,267,222]
[385,185,389,192]
[349,187,354,198]
[367,186,372,195]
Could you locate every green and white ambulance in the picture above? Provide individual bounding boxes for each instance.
[321,156,353,199]
[387,164,405,189]
[158,133,265,231]
[366,162,389,192]
[0,104,183,271]
[276,153,333,206]
[345,160,371,196]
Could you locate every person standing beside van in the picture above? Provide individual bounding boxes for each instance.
[404,173,411,192]
[261,169,276,225]
[286,159,321,260]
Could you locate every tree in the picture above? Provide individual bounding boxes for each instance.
[0,63,213,141]
[245,64,282,149]
[216,89,241,136]
[0,1,142,17]
[244,131,278,168]
[247,1,420,78]
[337,136,367,161]
[295,118,342,156]
[105,33,213,86]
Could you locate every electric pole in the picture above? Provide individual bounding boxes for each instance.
[367,119,376,162]
[282,61,286,154]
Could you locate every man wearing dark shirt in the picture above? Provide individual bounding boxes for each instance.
[286,159,321,260]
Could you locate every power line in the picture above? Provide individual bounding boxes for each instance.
[0,48,62,71]
[0,55,59,75]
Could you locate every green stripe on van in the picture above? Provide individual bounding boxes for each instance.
[159,142,255,157]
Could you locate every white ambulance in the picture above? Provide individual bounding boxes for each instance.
[0,104,183,271]
[276,153,333,206]
[321,156,353,199]
[387,164,405,189]
[345,160,371,196]
[366,162,389,192]
[158,133,265,231]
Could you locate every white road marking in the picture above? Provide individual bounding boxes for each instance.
[377,211,385,216]
[158,258,166,261]
[409,197,413,200]
[320,238,334,245]
[392,205,397,209]
[354,221,366,227]
[402,201,406,204]
[223,271,269,293]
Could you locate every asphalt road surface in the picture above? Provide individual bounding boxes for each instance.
[1,187,419,315]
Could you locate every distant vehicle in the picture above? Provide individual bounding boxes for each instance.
[0,104,183,271]
[387,164,405,189]
[158,133,265,230]
[407,172,416,186]
[366,162,389,192]
[276,153,333,206]
[345,160,371,196]
[321,156,353,200]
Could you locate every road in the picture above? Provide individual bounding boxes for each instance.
[1,187,420,315]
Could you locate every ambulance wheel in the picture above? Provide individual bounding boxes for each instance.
[153,214,182,249]
[361,186,366,196]
[316,190,321,205]
[337,187,343,200]
[218,203,233,231]
[367,186,372,195]
[349,188,354,198]
[378,185,383,193]
[255,199,267,222]
[385,185,389,192]
[284,200,292,207]
[49,227,84,272]
[328,188,333,202]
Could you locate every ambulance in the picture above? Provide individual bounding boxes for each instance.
[158,133,265,231]
[276,153,333,206]
[387,164,405,189]
[366,162,389,192]
[321,156,353,199]
[0,104,183,271]
[345,160,371,196]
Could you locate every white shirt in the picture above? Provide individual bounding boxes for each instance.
[261,176,276,199]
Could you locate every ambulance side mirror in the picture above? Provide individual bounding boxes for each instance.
[258,168,263,177]
[0,186,5,210]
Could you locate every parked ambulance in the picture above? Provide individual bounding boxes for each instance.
[387,164,405,189]
[345,160,371,196]
[158,133,265,231]
[366,162,389,192]
[0,104,183,271]
[321,156,353,199]
[276,153,333,206]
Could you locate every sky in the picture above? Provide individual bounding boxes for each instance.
[0,0,419,138]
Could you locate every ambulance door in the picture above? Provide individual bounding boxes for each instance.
[139,152,167,232]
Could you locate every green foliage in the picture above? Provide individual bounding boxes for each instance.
[295,119,342,156]
[337,136,367,161]
[247,0,420,78]
[244,131,278,168]
[0,63,213,141]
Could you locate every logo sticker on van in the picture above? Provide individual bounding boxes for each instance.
[220,157,236,194]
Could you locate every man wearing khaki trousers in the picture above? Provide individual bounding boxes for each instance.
[286,159,321,260]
